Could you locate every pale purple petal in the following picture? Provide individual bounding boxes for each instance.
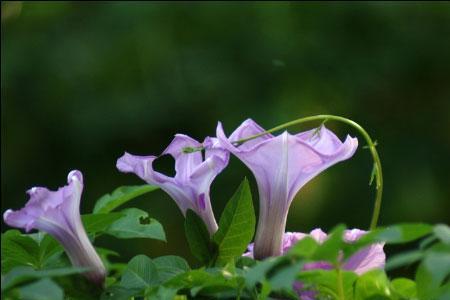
[303,261,333,271]
[162,134,203,182]
[243,229,386,275]
[3,170,106,285]
[343,243,386,274]
[203,137,230,164]
[293,282,317,300]
[217,120,358,259]
[116,152,194,213]
[117,134,229,235]
[297,126,357,158]
[244,229,385,297]
[116,152,171,184]
[228,119,274,151]
[343,228,367,242]
[3,209,36,232]
[189,149,229,194]
[310,228,328,244]
[282,232,307,253]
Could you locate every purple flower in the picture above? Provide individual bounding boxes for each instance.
[245,229,386,299]
[117,134,229,235]
[3,171,106,285]
[216,119,358,259]
[245,229,385,274]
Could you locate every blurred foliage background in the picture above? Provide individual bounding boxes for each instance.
[2,2,449,265]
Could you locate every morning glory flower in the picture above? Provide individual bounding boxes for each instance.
[116,134,229,235]
[3,171,106,285]
[244,228,386,274]
[245,229,386,299]
[217,119,358,259]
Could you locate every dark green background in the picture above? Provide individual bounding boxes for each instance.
[2,2,449,263]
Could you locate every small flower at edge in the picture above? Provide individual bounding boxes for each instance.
[3,170,106,285]
[245,229,386,299]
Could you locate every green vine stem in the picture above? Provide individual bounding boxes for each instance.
[183,115,383,230]
[335,263,346,300]
[233,115,383,230]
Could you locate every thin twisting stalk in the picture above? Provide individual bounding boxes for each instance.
[232,115,383,230]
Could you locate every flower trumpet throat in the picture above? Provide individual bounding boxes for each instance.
[217,119,358,259]
[3,171,106,285]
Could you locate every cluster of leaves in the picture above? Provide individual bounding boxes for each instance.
[1,180,449,299]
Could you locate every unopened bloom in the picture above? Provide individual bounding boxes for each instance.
[217,119,358,259]
[3,171,106,285]
[117,134,229,235]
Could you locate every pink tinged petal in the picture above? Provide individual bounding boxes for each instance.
[310,228,328,244]
[2,170,106,285]
[342,229,385,274]
[189,147,229,194]
[228,118,274,151]
[343,243,386,275]
[243,243,255,258]
[195,193,218,235]
[162,134,203,182]
[217,120,358,259]
[217,122,291,258]
[3,209,36,232]
[293,282,317,300]
[197,193,206,210]
[282,232,307,252]
[203,137,230,170]
[117,134,227,235]
[116,152,170,184]
[116,152,193,213]
[303,261,333,271]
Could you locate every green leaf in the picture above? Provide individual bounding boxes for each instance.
[269,262,303,292]
[212,178,255,266]
[385,250,423,271]
[258,280,272,300]
[344,223,434,258]
[1,230,40,273]
[287,236,319,258]
[391,278,417,299]
[1,231,67,273]
[18,278,63,300]
[235,256,256,269]
[167,268,239,297]
[153,255,190,283]
[184,210,215,265]
[2,266,87,291]
[361,223,433,245]
[101,285,141,300]
[312,224,346,263]
[244,257,284,288]
[82,213,123,234]
[105,208,166,241]
[93,185,159,214]
[434,224,450,245]
[36,234,64,269]
[145,286,179,300]
[299,269,358,300]
[120,255,159,291]
[354,269,391,300]
[416,251,450,300]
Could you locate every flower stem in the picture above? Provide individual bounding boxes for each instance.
[336,264,345,300]
[233,115,383,230]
